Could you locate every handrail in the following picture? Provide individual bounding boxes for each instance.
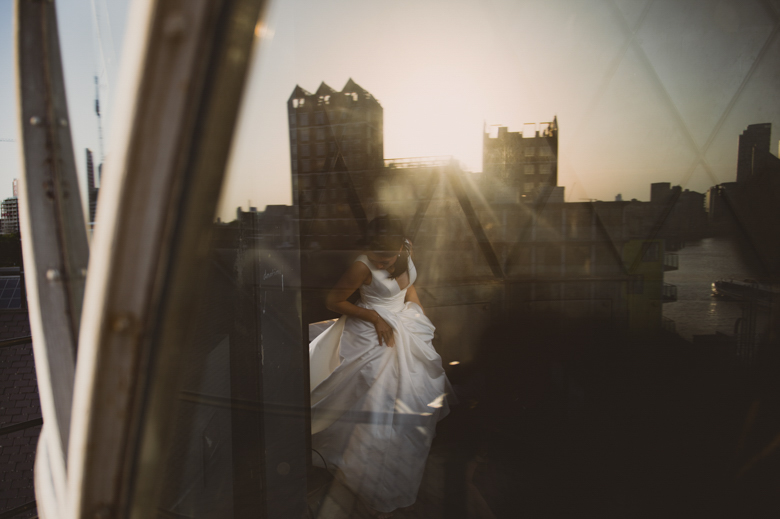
[0,334,32,349]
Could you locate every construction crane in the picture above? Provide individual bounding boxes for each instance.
[95,76,105,163]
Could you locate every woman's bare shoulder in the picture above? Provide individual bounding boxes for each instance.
[347,258,372,285]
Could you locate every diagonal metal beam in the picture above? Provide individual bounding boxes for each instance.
[605,0,720,187]
[574,0,655,139]
[678,0,780,186]
[446,167,504,278]
[407,168,441,243]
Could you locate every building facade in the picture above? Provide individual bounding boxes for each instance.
[483,118,559,203]
[86,148,100,225]
[287,80,384,248]
[0,197,19,235]
[736,123,773,184]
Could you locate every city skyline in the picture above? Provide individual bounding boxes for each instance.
[1,0,779,220]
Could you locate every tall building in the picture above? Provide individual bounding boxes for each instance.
[483,117,559,203]
[1,196,19,235]
[288,79,383,179]
[86,149,100,224]
[287,79,383,247]
[736,123,772,183]
[709,123,780,233]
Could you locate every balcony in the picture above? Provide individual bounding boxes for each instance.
[662,283,678,303]
[663,252,679,271]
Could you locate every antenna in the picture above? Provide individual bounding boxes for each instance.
[95,76,105,163]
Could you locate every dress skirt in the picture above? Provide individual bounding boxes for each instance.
[309,300,452,513]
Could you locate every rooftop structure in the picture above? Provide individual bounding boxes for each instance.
[483,118,559,203]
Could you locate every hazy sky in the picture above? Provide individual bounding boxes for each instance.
[2,0,779,220]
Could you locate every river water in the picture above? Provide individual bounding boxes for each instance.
[663,237,762,341]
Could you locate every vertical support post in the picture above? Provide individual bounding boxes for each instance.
[15,0,90,480]
[230,212,266,515]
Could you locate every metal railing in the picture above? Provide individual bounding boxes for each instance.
[384,156,452,169]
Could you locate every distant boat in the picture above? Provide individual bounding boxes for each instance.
[712,279,773,307]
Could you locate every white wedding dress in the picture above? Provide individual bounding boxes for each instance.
[309,255,453,513]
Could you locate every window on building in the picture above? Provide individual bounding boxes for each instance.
[301,160,311,172]
[300,128,310,141]
[539,164,552,176]
[524,165,535,176]
[316,128,326,141]
[539,146,552,157]
[316,143,326,156]
[315,112,325,125]
[524,147,535,157]
[300,144,310,157]
[298,113,309,126]
[524,182,535,193]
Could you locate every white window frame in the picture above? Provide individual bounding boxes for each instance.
[15,0,267,517]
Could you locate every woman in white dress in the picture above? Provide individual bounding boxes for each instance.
[309,217,453,518]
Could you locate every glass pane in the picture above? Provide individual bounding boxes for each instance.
[188,1,780,516]
[52,0,780,516]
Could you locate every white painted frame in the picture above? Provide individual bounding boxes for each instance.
[15,0,90,515]
[15,0,267,517]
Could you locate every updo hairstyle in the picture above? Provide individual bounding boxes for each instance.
[361,215,411,280]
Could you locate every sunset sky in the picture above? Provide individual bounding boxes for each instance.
[1,0,779,221]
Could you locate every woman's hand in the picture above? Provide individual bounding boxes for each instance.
[371,311,395,347]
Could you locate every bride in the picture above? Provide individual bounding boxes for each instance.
[309,216,453,518]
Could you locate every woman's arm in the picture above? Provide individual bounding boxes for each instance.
[404,285,425,314]
[325,261,396,347]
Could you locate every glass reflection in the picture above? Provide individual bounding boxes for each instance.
[63,0,780,517]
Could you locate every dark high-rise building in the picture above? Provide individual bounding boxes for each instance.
[736,123,772,183]
[483,117,559,203]
[288,79,383,180]
[86,148,100,225]
[0,196,19,235]
[287,79,383,247]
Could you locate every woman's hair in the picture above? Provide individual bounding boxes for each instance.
[361,215,411,279]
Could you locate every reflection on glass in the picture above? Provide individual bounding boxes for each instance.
[121,0,780,517]
[309,216,453,516]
